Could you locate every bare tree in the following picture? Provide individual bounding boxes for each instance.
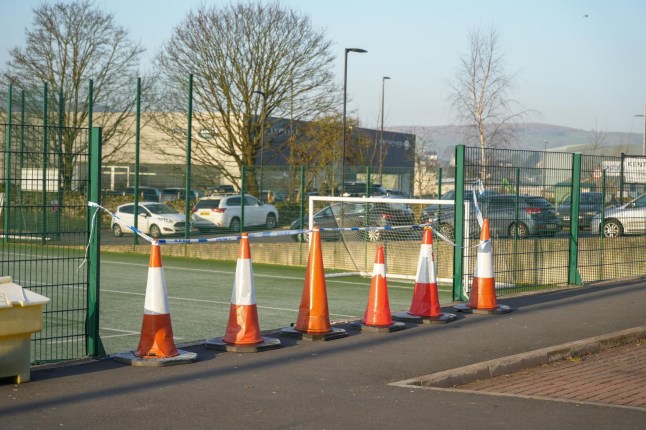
[2,0,147,189]
[449,25,529,179]
[152,2,338,193]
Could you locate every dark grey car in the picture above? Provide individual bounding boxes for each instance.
[430,194,562,239]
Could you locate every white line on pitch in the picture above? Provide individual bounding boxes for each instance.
[102,288,358,318]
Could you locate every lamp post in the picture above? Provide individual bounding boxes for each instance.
[635,104,646,156]
[379,76,391,184]
[252,90,266,199]
[341,47,367,195]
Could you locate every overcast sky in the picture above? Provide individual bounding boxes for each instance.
[1,0,645,133]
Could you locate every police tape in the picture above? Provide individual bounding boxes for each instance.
[87,201,486,249]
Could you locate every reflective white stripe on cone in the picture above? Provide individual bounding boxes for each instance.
[223,233,263,345]
[136,242,178,358]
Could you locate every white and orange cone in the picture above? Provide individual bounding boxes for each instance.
[394,228,457,324]
[454,218,511,314]
[281,227,348,341]
[115,242,196,366]
[350,246,405,332]
[206,233,280,352]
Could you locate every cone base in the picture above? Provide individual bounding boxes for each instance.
[113,349,197,367]
[205,336,281,353]
[280,326,348,341]
[349,320,406,333]
[392,311,458,324]
[453,303,512,315]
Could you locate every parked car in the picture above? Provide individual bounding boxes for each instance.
[386,189,409,198]
[160,187,204,203]
[111,202,187,238]
[291,200,415,242]
[556,192,618,230]
[191,194,278,232]
[341,182,387,197]
[206,184,235,195]
[108,186,162,202]
[421,189,498,223]
[429,194,562,239]
[590,194,646,237]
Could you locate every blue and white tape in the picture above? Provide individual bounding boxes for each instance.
[87,201,486,249]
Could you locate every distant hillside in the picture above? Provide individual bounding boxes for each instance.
[390,123,643,162]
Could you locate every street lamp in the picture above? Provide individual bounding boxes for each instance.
[379,76,391,184]
[635,104,646,156]
[252,90,266,199]
[341,47,367,195]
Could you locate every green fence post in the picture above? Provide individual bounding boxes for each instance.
[42,83,48,245]
[87,126,105,357]
[513,168,520,283]
[599,170,606,280]
[4,84,12,245]
[453,145,466,301]
[18,91,24,237]
[185,74,193,244]
[568,153,582,285]
[133,78,141,246]
[240,166,246,232]
[56,88,63,240]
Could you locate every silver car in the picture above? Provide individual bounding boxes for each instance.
[591,194,646,237]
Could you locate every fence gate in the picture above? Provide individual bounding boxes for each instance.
[1,122,103,364]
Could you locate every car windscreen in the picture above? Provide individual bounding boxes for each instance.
[580,193,602,205]
[194,199,221,210]
[524,198,552,208]
[144,204,178,214]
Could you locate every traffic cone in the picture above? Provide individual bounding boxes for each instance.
[394,228,457,324]
[454,218,511,314]
[114,242,196,366]
[206,233,280,352]
[350,246,405,332]
[281,227,348,341]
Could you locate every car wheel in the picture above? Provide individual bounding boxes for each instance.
[366,229,381,242]
[602,219,623,237]
[229,217,241,232]
[149,224,161,238]
[509,223,529,237]
[296,231,310,243]
[112,224,123,237]
[438,223,455,240]
[265,213,277,229]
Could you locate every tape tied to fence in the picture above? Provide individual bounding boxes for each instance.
[86,202,487,250]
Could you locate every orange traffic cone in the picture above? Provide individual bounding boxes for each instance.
[394,228,457,324]
[454,218,511,314]
[281,227,348,341]
[350,246,405,332]
[206,233,280,352]
[114,242,196,366]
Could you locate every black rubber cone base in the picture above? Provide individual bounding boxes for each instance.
[113,349,197,367]
[421,312,459,324]
[204,336,281,353]
[349,320,406,333]
[280,326,348,341]
[393,311,458,324]
[453,303,513,315]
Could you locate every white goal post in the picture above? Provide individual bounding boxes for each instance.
[305,195,473,286]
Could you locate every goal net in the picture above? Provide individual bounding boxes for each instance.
[299,196,474,285]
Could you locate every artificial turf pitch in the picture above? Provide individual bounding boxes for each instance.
[99,250,454,355]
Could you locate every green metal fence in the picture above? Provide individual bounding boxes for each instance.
[453,145,646,300]
[1,119,103,363]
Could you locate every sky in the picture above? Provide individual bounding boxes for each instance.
[1,0,645,134]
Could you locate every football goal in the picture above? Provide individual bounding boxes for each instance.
[299,195,475,286]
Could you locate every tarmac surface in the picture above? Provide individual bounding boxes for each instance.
[1,278,645,429]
